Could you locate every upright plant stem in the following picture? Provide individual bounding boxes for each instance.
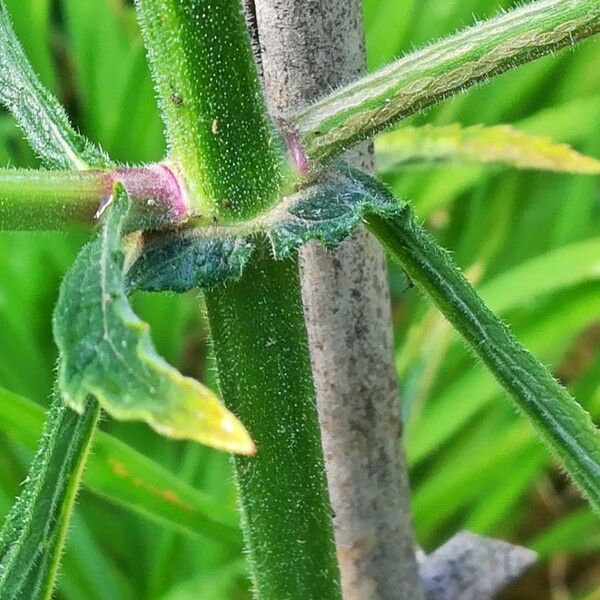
[135,0,285,221]
[136,1,341,597]
[251,2,423,598]
[205,244,340,598]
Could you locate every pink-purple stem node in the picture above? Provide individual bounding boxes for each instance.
[96,163,190,228]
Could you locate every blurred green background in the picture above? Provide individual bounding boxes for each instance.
[0,0,599,597]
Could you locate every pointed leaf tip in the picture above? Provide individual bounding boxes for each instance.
[54,184,254,455]
[145,375,256,455]
[376,124,600,175]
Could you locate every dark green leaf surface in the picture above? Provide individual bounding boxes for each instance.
[54,185,254,454]
[129,166,407,293]
[128,232,253,293]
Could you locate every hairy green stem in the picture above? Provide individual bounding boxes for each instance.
[137,0,341,595]
[0,396,100,600]
[135,0,287,221]
[366,208,600,511]
[0,2,110,596]
[292,0,600,166]
[0,165,189,230]
[205,244,341,598]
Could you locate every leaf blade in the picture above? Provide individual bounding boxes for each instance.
[0,0,107,169]
[366,203,600,513]
[375,124,600,174]
[0,395,99,600]
[54,185,254,455]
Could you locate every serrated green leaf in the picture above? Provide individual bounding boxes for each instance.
[375,124,600,174]
[268,167,405,257]
[127,167,406,293]
[0,394,99,600]
[53,185,254,455]
[0,0,107,169]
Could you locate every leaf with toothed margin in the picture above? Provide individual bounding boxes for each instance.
[267,166,407,258]
[127,231,253,293]
[126,166,406,294]
[53,184,255,455]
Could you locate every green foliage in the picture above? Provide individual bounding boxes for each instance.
[129,233,254,293]
[0,0,107,169]
[0,394,99,600]
[128,167,406,293]
[375,124,600,174]
[54,185,253,454]
[293,0,600,165]
[367,205,600,512]
[0,387,241,544]
[0,0,599,598]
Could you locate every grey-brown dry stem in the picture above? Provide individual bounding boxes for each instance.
[250,1,423,598]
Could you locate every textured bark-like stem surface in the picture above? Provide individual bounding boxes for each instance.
[252,1,423,598]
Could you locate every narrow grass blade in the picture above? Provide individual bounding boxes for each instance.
[0,394,99,600]
[292,0,600,166]
[0,386,241,544]
[366,206,600,512]
[375,124,600,174]
[0,0,107,169]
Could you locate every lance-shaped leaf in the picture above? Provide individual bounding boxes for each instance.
[53,184,255,455]
[0,0,107,169]
[291,0,600,166]
[358,186,600,514]
[375,124,600,174]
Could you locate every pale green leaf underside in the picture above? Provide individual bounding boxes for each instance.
[53,185,254,455]
[0,0,107,169]
[375,124,600,174]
